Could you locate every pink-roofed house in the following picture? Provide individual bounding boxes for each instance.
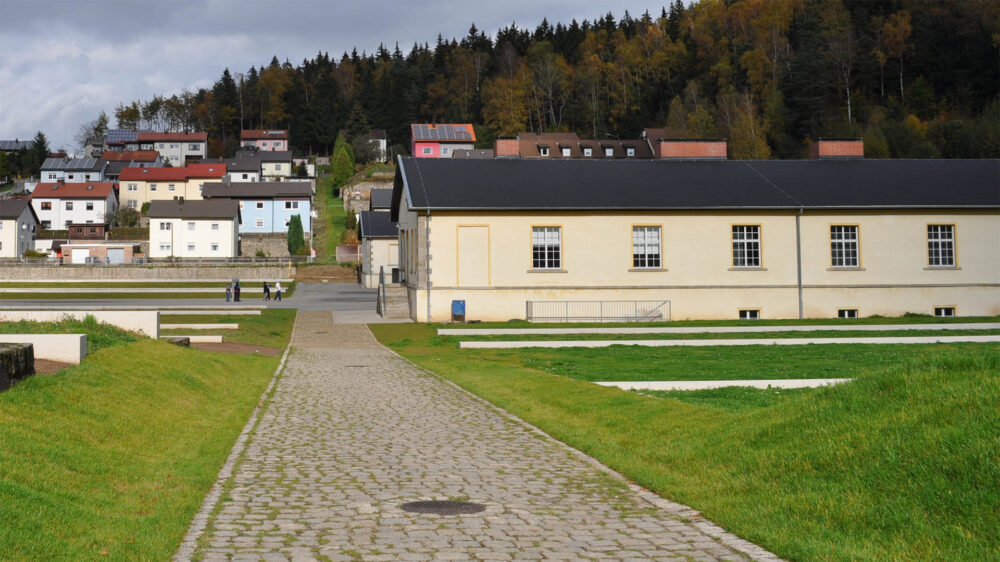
[410,123,476,158]
[241,130,289,152]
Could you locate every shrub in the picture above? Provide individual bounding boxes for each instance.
[287,215,305,255]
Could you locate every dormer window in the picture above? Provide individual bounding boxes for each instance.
[583,147,592,157]
[539,147,550,157]
[626,147,636,157]
[604,147,613,157]
[561,147,571,157]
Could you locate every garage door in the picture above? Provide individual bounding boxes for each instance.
[107,248,125,265]
[71,249,89,264]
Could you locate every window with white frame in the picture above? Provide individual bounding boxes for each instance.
[539,147,550,157]
[160,222,171,230]
[256,201,264,209]
[830,225,859,267]
[531,226,561,269]
[422,147,433,155]
[739,309,760,320]
[65,202,73,210]
[626,147,636,157]
[211,243,219,252]
[168,184,175,191]
[187,243,195,252]
[732,225,761,268]
[157,143,165,149]
[604,147,613,156]
[169,144,179,149]
[285,201,299,209]
[928,225,955,267]
[159,243,171,252]
[934,306,955,317]
[255,218,265,228]
[188,144,199,151]
[441,146,450,155]
[128,183,137,191]
[275,164,282,171]
[838,309,858,319]
[128,200,137,209]
[47,173,56,179]
[150,184,157,191]
[187,222,195,231]
[86,202,94,211]
[632,226,661,268]
[583,147,592,156]
[561,147,571,156]
[211,223,219,231]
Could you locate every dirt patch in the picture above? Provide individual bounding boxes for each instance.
[34,359,74,374]
[294,264,356,282]
[191,342,283,356]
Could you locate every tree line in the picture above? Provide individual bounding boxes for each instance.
[91,0,1000,161]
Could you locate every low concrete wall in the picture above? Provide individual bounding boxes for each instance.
[0,335,86,364]
[0,311,160,338]
[0,266,294,281]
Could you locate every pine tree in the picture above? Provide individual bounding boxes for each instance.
[287,215,305,255]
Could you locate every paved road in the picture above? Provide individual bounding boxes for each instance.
[182,311,776,561]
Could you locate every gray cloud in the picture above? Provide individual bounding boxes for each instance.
[1,0,665,151]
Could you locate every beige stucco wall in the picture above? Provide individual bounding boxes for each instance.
[121,177,224,208]
[361,237,399,288]
[397,208,1000,322]
[0,208,36,257]
[149,217,238,258]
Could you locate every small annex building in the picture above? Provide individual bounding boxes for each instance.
[0,199,39,258]
[147,199,240,258]
[359,201,399,288]
[390,156,1000,322]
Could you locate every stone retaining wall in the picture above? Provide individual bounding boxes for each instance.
[0,343,35,392]
[240,233,311,258]
[0,265,295,281]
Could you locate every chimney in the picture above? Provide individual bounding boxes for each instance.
[810,138,864,159]
[657,139,728,160]
[494,138,520,158]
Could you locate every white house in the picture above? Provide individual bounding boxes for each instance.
[259,151,293,180]
[138,132,208,166]
[0,199,39,257]
[359,210,398,288]
[40,158,108,183]
[30,182,118,230]
[147,199,240,258]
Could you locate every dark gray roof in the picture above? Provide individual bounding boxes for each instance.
[0,140,33,151]
[147,199,240,219]
[411,123,474,142]
[201,157,260,172]
[202,182,312,199]
[41,157,106,172]
[452,148,495,159]
[0,198,35,221]
[369,189,393,210]
[359,211,398,238]
[392,157,1000,218]
[258,150,293,162]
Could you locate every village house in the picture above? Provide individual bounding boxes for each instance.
[241,129,289,151]
[494,132,654,159]
[30,181,118,230]
[138,132,208,165]
[147,199,240,258]
[358,189,399,288]
[390,144,1000,322]
[201,182,312,234]
[118,163,227,209]
[0,199,38,257]
[258,150,294,180]
[100,150,164,182]
[39,157,109,183]
[410,123,475,158]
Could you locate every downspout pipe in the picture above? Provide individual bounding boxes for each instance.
[425,209,431,323]
[796,207,804,319]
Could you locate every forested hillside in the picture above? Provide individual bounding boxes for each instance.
[110,0,999,159]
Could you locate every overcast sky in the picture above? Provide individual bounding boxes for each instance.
[0,0,667,153]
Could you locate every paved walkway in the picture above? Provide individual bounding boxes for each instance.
[182,311,777,561]
[438,322,1000,336]
[459,335,1000,349]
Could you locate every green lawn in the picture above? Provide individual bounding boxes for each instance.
[160,309,296,348]
[0,316,138,353]
[312,173,346,262]
[0,338,285,560]
[371,323,1000,561]
[452,327,1000,342]
[443,314,1000,330]
[0,281,295,300]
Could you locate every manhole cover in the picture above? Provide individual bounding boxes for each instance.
[400,501,486,515]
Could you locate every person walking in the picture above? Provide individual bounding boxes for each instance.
[263,282,271,301]
[274,281,283,302]
[225,283,232,302]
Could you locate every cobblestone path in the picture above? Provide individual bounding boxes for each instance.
[189,311,777,561]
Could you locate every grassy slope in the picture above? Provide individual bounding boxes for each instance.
[160,309,297,348]
[0,340,281,560]
[312,173,346,262]
[0,317,138,353]
[371,323,1000,561]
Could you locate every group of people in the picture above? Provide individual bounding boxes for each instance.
[262,281,283,302]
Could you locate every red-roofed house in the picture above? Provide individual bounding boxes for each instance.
[119,164,227,209]
[100,150,161,162]
[410,123,476,158]
[241,130,288,151]
[30,181,118,230]
[137,132,208,165]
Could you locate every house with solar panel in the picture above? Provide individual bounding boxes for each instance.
[30,181,118,230]
[39,157,109,184]
[410,123,476,158]
[388,140,1000,322]
[0,139,34,154]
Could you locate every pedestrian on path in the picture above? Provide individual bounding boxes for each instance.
[225,283,232,302]
[274,281,283,301]
[263,282,271,301]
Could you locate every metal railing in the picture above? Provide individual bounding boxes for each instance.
[0,256,307,267]
[526,300,671,323]
[376,266,386,317]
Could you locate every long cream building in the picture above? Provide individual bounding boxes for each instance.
[390,155,1000,322]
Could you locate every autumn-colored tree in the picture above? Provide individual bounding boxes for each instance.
[882,10,913,103]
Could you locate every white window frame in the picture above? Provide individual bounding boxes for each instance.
[211,223,219,231]
[255,218,265,228]
[830,225,859,268]
[256,201,264,209]
[127,200,137,209]
[128,183,137,191]
[604,147,613,157]
[187,222,195,231]
[159,243,171,252]
[168,184,175,192]
[838,309,858,319]
[934,306,956,317]
[421,147,433,155]
[160,222,171,231]
[186,243,196,252]
[211,243,219,252]
[583,147,592,157]
[928,225,955,267]
[632,226,662,269]
[531,226,562,270]
[626,147,636,157]
[65,202,73,210]
[150,184,157,191]
[441,146,450,155]
[561,147,571,157]
[539,147,550,157]
[739,309,760,320]
[732,225,761,268]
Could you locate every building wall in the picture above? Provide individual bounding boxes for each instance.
[153,141,207,166]
[236,199,311,234]
[0,208,36,257]
[261,161,291,179]
[412,142,474,158]
[229,171,261,182]
[40,169,104,183]
[32,193,116,229]
[361,237,399,288]
[397,208,1000,322]
[120,177,223,208]
[148,217,238,258]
